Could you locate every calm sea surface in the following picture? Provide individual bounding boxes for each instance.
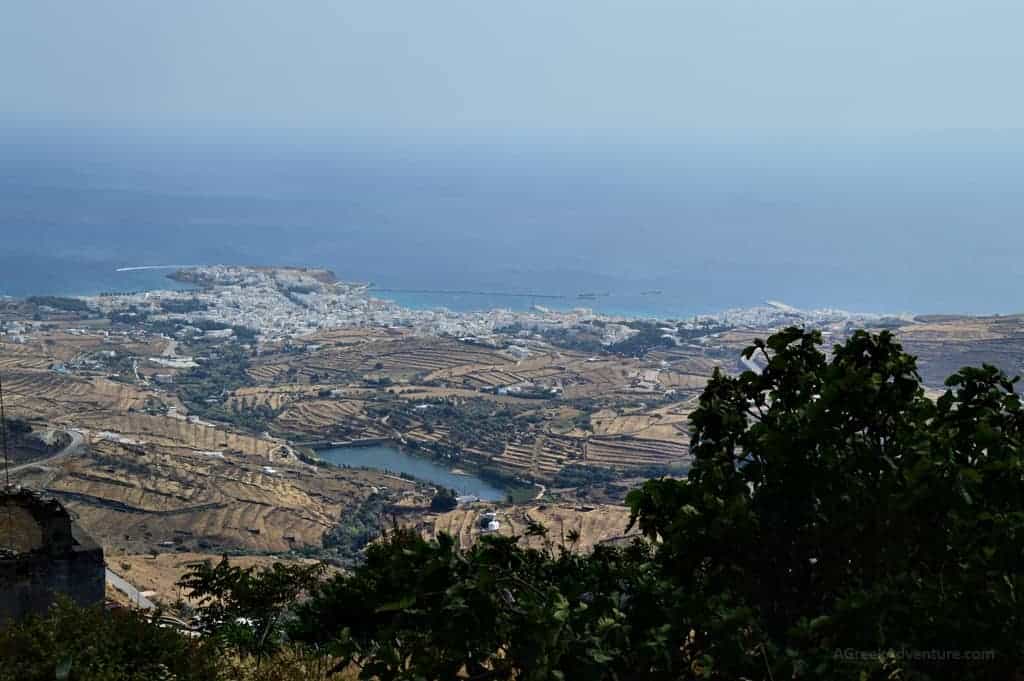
[4,132,1024,317]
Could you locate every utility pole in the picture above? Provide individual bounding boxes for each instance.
[1,373,9,488]
[1,373,12,555]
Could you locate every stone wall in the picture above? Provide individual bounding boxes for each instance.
[0,488,105,622]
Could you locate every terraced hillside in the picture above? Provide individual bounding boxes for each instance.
[15,437,411,554]
[236,330,705,480]
[274,397,391,440]
[251,335,514,384]
[493,434,585,476]
[0,341,52,371]
[74,413,287,457]
[416,503,636,552]
[0,368,153,421]
[9,266,1024,594]
[585,436,690,470]
[590,403,693,440]
[897,315,1024,387]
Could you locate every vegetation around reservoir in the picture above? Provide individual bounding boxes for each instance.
[4,327,1020,680]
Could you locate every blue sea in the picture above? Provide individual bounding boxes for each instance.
[3,128,1023,318]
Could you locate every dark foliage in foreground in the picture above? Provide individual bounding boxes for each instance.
[179,557,327,663]
[2,328,1020,680]
[292,328,1022,680]
[0,599,220,681]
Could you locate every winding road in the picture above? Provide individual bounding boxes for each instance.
[106,569,156,610]
[7,428,85,476]
[4,431,157,611]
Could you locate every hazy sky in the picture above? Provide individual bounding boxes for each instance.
[4,0,1024,139]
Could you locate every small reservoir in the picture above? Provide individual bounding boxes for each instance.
[319,443,505,501]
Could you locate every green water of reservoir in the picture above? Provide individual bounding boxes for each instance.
[319,444,505,501]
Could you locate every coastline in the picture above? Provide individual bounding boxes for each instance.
[0,255,924,321]
[0,257,916,320]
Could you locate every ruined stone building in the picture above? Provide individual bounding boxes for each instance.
[0,487,105,622]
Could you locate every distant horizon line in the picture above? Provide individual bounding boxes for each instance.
[7,120,1024,148]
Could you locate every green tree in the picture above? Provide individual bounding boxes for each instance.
[292,328,1023,680]
[179,557,326,665]
[429,487,458,512]
[0,598,220,681]
[627,328,1023,679]
[292,526,660,681]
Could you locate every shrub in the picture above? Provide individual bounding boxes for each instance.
[0,599,221,681]
[291,328,1022,680]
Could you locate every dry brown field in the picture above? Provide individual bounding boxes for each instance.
[17,306,1020,573]
[76,413,284,456]
[416,503,636,552]
[894,315,1024,387]
[585,436,689,469]
[252,337,514,385]
[0,368,154,421]
[0,341,53,370]
[107,552,330,608]
[590,407,691,441]
[303,327,390,345]
[14,436,412,554]
[229,384,328,411]
[274,398,384,437]
[491,433,588,476]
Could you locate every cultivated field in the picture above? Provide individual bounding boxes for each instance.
[416,503,636,552]
[896,315,1024,387]
[107,552,329,609]
[15,437,412,554]
[12,289,1016,575]
[0,369,154,421]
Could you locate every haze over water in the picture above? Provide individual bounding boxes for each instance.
[5,2,1024,317]
[2,130,1022,317]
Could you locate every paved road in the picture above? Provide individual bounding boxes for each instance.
[106,569,156,610]
[6,431,156,612]
[7,429,85,476]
